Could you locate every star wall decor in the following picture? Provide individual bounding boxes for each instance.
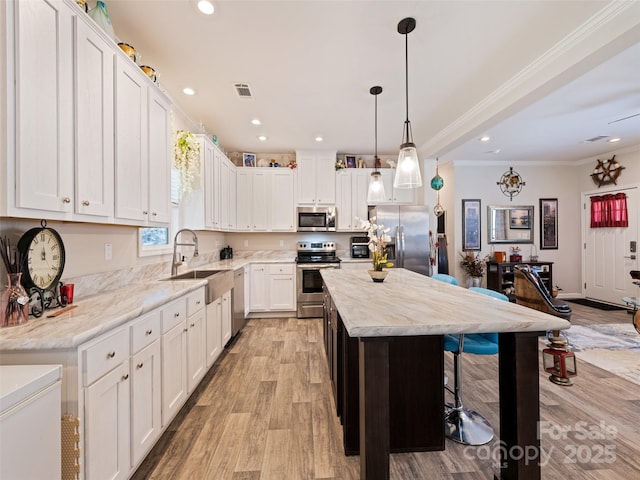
[497,166,525,201]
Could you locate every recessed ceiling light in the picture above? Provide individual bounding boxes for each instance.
[258,135,268,141]
[315,136,323,142]
[480,135,491,142]
[251,118,262,126]
[197,0,214,15]
[484,149,501,155]
[608,137,621,143]
[183,87,195,96]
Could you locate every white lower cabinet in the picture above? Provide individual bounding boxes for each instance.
[161,320,188,426]
[250,263,296,313]
[222,290,232,346]
[130,311,162,468]
[186,289,207,392]
[84,357,131,480]
[206,297,223,367]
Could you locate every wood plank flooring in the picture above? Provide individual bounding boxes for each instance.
[132,303,640,479]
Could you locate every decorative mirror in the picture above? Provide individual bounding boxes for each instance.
[487,205,534,244]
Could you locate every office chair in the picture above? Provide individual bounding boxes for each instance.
[443,286,508,445]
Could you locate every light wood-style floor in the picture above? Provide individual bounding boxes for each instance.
[132,303,640,479]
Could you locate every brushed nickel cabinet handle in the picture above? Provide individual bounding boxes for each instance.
[82,200,90,206]
[143,210,149,215]
[183,327,188,332]
[107,351,116,359]
[190,322,195,327]
[121,374,129,381]
[137,362,144,369]
[174,312,180,317]
[62,197,71,203]
[145,329,152,335]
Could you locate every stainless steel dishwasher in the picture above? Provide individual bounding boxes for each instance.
[232,268,245,337]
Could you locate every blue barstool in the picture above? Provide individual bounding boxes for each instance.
[444,287,508,445]
[431,273,459,286]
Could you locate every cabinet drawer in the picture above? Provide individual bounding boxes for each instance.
[83,328,129,386]
[187,288,205,316]
[161,298,187,333]
[131,310,161,354]
[268,264,294,275]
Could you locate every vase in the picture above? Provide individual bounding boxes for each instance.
[1,273,30,328]
[467,276,481,288]
[368,270,388,283]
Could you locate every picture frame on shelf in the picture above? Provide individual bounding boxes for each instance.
[509,208,531,229]
[462,199,481,251]
[540,198,558,249]
[345,155,356,168]
[243,153,256,167]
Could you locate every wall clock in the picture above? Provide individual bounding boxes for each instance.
[590,155,624,187]
[17,220,66,317]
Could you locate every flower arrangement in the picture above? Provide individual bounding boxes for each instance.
[287,160,297,169]
[358,217,394,271]
[459,250,484,277]
[173,130,201,196]
[335,159,346,171]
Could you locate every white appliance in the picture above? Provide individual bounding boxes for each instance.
[0,364,62,480]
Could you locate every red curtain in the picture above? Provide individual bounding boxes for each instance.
[590,193,628,228]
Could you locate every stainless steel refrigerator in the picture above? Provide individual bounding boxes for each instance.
[368,205,431,276]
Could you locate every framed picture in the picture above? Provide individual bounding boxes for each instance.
[345,155,356,168]
[540,198,558,249]
[509,208,531,229]
[243,153,256,167]
[462,199,481,250]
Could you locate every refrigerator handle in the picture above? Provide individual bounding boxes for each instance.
[399,225,405,268]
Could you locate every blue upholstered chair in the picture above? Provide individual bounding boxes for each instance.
[431,273,459,286]
[443,287,509,445]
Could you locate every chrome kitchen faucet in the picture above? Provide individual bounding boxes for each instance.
[171,229,199,276]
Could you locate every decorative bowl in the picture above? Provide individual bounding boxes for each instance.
[140,65,157,83]
[368,270,388,283]
[117,43,136,62]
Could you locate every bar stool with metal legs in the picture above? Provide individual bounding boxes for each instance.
[444,287,508,445]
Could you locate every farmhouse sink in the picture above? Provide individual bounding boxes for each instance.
[164,269,233,304]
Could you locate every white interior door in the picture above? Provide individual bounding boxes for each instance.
[584,186,638,304]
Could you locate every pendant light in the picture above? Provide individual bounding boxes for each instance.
[367,86,387,204]
[394,17,422,189]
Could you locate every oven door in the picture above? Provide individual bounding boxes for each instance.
[296,263,339,302]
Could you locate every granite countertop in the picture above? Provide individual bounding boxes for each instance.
[0,253,296,352]
[321,268,570,338]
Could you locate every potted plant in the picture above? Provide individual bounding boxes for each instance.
[359,217,394,282]
[459,250,485,287]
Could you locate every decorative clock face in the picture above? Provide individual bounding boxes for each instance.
[18,223,66,292]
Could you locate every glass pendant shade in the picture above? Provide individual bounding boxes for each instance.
[394,142,422,188]
[367,170,387,203]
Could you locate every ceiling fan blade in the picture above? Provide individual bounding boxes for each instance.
[608,112,640,124]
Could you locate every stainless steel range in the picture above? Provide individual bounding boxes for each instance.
[296,241,341,318]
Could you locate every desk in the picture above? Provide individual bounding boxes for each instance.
[321,268,570,480]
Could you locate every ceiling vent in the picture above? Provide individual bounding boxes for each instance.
[234,83,253,99]
[582,135,609,143]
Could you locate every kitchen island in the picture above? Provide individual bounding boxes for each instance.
[321,268,570,480]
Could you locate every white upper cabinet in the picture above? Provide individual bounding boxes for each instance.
[235,168,295,232]
[75,17,115,218]
[147,89,172,224]
[336,169,370,231]
[379,169,416,204]
[10,0,74,217]
[296,151,336,205]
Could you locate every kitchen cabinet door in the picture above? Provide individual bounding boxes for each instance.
[147,88,172,224]
[161,322,188,426]
[250,264,268,311]
[13,0,74,216]
[271,169,295,231]
[85,361,131,480]
[380,169,416,204]
[205,297,223,367]
[268,264,296,310]
[252,170,269,231]
[352,169,370,223]
[220,159,230,230]
[187,308,206,393]
[75,18,114,219]
[221,290,232,346]
[336,170,354,231]
[228,165,237,230]
[114,57,149,222]
[296,151,336,205]
[130,339,161,468]
[236,170,252,231]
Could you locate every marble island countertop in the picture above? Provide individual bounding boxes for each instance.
[321,268,570,338]
[0,252,296,352]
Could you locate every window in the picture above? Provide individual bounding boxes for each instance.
[590,193,628,228]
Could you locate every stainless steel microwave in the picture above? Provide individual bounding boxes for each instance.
[297,206,337,232]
